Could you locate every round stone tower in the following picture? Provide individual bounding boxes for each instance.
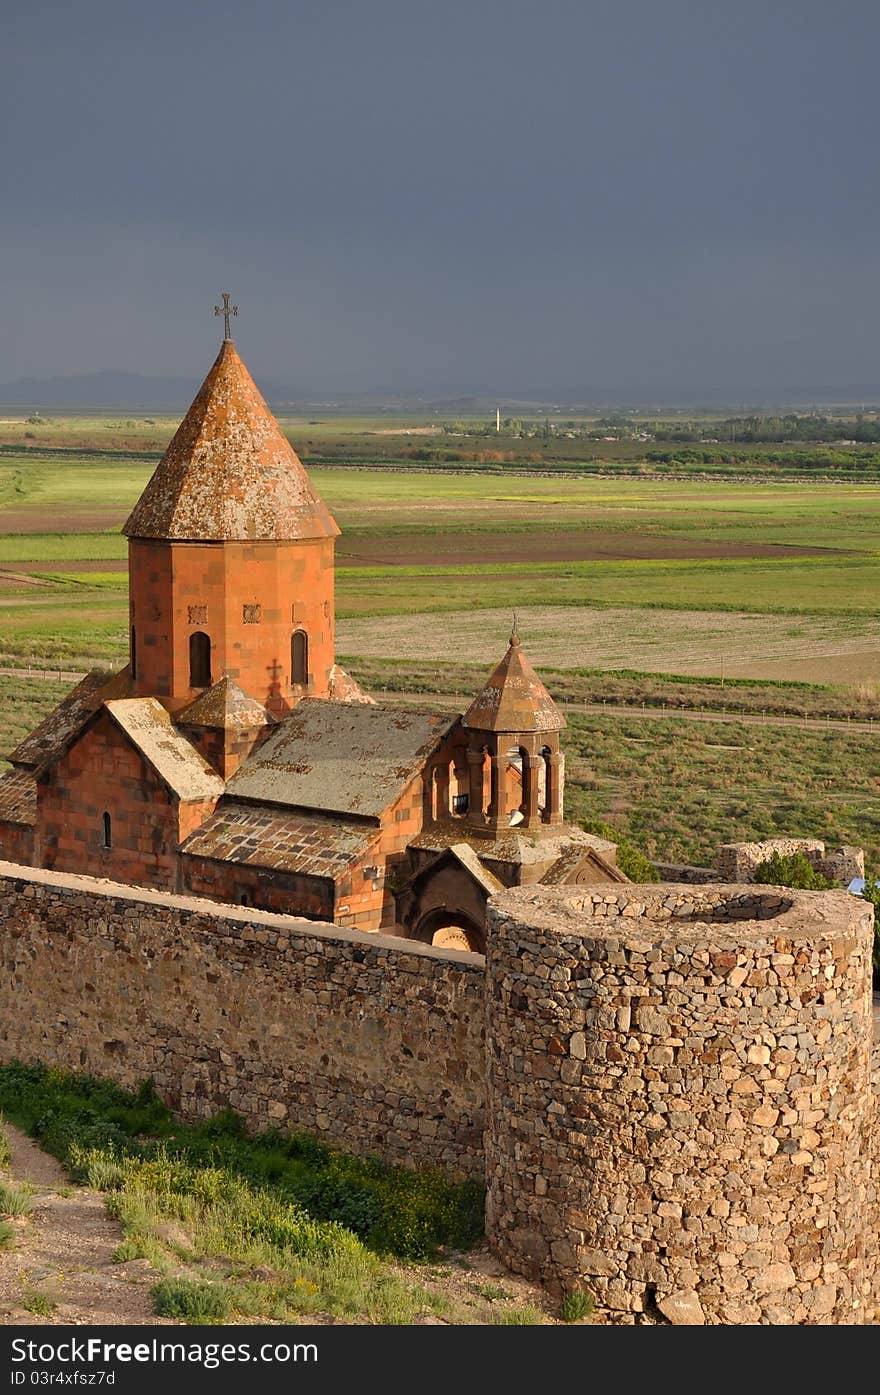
[484,883,876,1325]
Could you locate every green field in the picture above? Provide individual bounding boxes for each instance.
[0,451,878,680]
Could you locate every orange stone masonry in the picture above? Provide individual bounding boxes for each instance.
[128,536,335,715]
[124,337,338,716]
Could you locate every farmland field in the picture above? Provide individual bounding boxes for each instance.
[0,444,879,680]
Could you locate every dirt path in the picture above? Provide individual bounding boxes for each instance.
[0,1123,172,1325]
[378,689,880,735]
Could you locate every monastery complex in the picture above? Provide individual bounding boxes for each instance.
[0,328,623,949]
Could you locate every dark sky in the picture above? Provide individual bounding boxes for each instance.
[4,0,880,398]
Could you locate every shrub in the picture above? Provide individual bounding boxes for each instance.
[859,873,880,985]
[579,817,659,882]
[560,1289,594,1322]
[153,1278,233,1323]
[752,851,835,890]
[0,1221,15,1249]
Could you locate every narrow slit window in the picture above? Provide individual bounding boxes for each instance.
[189,631,211,688]
[102,812,112,849]
[291,629,308,685]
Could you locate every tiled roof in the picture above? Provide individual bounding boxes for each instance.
[462,634,565,734]
[0,769,36,826]
[123,338,339,543]
[105,699,224,801]
[8,666,132,771]
[179,801,378,878]
[226,698,454,818]
[177,675,273,730]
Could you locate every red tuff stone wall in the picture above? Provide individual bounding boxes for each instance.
[182,857,336,920]
[36,711,217,892]
[485,883,878,1325]
[0,862,486,1176]
[129,536,335,716]
[0,820,34,866]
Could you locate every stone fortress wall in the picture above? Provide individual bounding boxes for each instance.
[486,883,880,1324]
[0,860,878,1324]
[0,862,486,1177]
[659,836,865,888]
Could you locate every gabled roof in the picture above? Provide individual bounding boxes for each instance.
[411,842,505,898]
[226,698,455,818]
[123,339,339,543]
[177,675,273,731]
[179,801,378,878]
[105,698,224,801]
[327,663,376,705]
[539,843,628,885]
[8,666,132,771]
[462,634,565,734]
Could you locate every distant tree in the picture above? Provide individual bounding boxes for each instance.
[578,817,658,882]
[752,851,834,890]
[860,874,880,985]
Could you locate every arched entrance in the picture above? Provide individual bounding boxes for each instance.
[411,906,485,954]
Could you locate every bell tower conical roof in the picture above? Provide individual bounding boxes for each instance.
[462,631,566,734]
[123,338,339,543]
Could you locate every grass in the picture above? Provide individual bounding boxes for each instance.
[0,1180,33,1217]
[0,1061,527,1326]
[563,710,880,870]
[342,655,880,719]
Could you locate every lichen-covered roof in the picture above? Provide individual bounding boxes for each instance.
[123,339,339,543]
[540,843,628,885]
[179,800,378,878]
[0,769,36,826]
[177,675,274,731]
[443,842,505,895]
[105,698,225,801]
[462,634,566,733]
[226,698,454,817]
[8,666,132,771]
[411,822,611,866]
[327,663,376,705]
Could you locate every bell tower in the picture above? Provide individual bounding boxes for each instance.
[460,628,566,834]
[123,302,339,717]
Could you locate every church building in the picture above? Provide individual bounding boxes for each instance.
[0,320,625,951]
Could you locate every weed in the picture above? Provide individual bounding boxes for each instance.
[560,1289,594,1322]
[22,1290,55,1317]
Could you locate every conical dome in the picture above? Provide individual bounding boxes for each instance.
[462,633,566,733]
[123,339,339,542]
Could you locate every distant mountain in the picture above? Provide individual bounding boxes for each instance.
[3,368,880,414]
[0,371,201,411]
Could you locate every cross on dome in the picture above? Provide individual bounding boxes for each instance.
[214,291,238,340]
